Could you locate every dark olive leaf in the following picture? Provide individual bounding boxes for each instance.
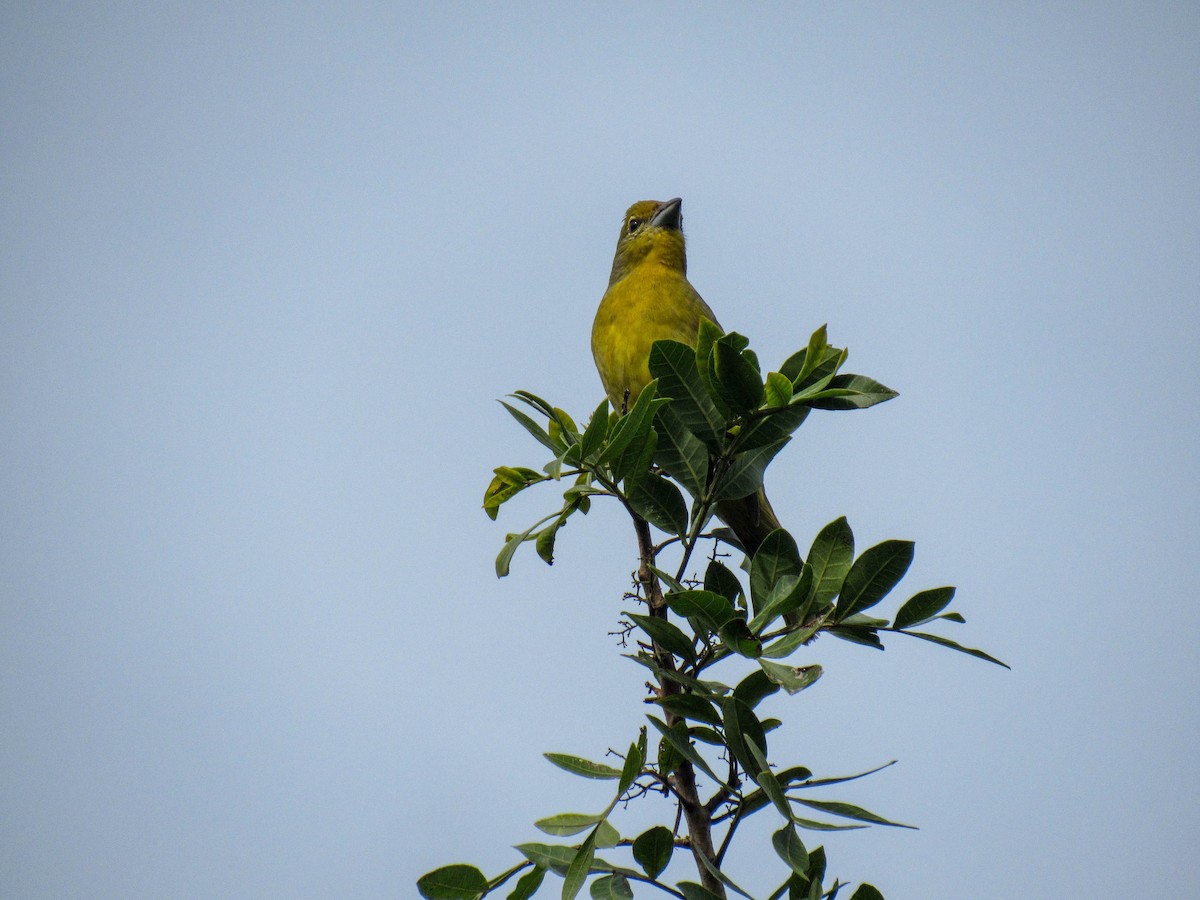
[807,517,854,608]
[738,403,811,452]
[416,864,488,900]
[849,884,884,900]
[589,874,634,900]
[893,586,956,630]
[772,824,809,874]
[694,317,725,400]
[713,337,765,414]
[657,693,723,727]
[718,616,762,658]
[835,540,915,621]
[722,696,769,776]
[898,631,1010,668]
[611,425,657,489]
[506,866,545,900]
[704,559,744,605]
[627,473,688,537]
[733,668,780,710]
[626,613,697,664]
[791,760,897,789]
[646,715,728,788]
[649,339,726,449]
[695,846,759,900]
[563,830,597,900]
[826,625,884,649]
[789,798,916,829]
[618,737,645,795]
[781,325,828,386]
[500,400,563,453]
[598,379,662,465]
[653,402,710,498]
[678,883,724,900]
[579,398,611,461]
[805,374,898,411]
[631,825,674,879]
[666,590,738,631]
[750,529,803,618]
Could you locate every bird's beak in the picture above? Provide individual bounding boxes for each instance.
[650,197,683,230]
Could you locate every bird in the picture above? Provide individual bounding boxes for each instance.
[591,197,780,556]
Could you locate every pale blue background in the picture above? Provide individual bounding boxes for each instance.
[3,4,1197,898]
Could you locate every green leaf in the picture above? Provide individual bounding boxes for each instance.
[695,848,759,900]
[665,590,738,631]
[791,760,897,790]
[757,765,794,820]
[849,885,884,900]
[718,616,762,658]
[500,400,564,453]
[626,613,697,664]
[733,668,780,709]
[827,625,884,649]
[535,517,565,566]
[678,884,724,900]
[536,812,604,837]
[713,437,790,502]
[712,336,765,413]
[649,339,726,449]
[589,874,633,900]
[790,797,916,829]
[563,830,597,900]
[892,586,956,630]
[594,820,621,849]
[507,866,546,900]
[898,631,1010,668]
[653,403,710,497]
[722,697,769,776]
[611,424,657,490]
[660,692,724,727]
[739,403,811,452]
[835,541,915,621]
[646,714,728,788]
[772,824,809,874]
[579,399,610,462]
[483,466,548,520]
[787,325,829,386]
[694,317,725,398]
[618,738,645,796]
[514,843,614,875]
[760,622,820,659]
[627,473,688,537]
[805,374,898,410]
[417,864,488,900]
[496,519,542,578]
[543,753,622,780]
[754,565,815,631]
[807,517,854,608]
[631,825,674,879]
[758,660,822,695]
[704,559,744,606]
[599,378,662,466]
[764,371,793,407]
[750,529,803,618]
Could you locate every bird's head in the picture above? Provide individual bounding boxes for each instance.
[608,198,687,286]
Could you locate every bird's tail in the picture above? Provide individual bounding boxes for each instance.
[715,487,781,557]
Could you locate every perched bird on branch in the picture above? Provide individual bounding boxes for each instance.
[591,197,780,555]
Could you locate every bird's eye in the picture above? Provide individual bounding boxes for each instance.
[627,218,642,234]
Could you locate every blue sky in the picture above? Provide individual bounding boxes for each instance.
[2,4,1197,898]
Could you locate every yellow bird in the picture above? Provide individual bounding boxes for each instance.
[591,198,780,555]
